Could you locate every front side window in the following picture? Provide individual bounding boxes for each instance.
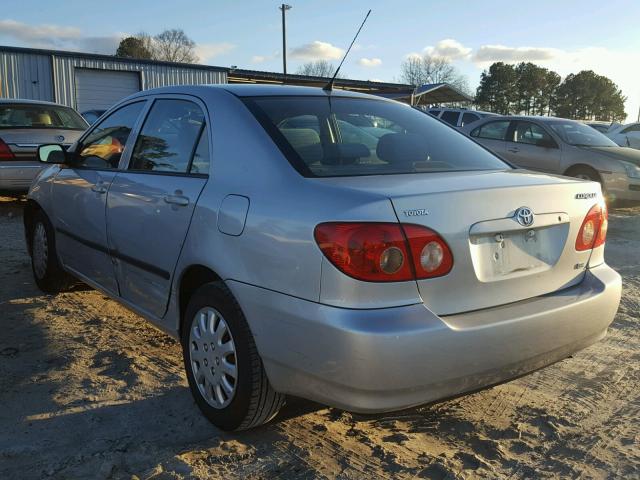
[461,112,480,127]
[513,121,556,146]
[77,102,145,169]
[622,124,640,134]
[0,104,87,130]
[471,121,510,140]
[440,110,460,126]
[129,99,205,173]
[244,96,509,177]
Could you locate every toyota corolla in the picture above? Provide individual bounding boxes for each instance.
[24,85,621,431]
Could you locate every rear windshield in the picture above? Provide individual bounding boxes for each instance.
[0,104,87,130]
[243,96,509,177]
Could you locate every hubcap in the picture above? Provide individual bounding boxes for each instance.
[575,173,592,180]
[189,307,238,409]
[32,222,48,279]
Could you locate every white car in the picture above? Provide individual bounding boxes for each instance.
[607,122,640,149]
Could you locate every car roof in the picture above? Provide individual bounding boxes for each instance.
[130,83,393,101]
[0,98,70,107]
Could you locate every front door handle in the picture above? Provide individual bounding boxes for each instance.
[91,182,107,194]
[164,194,190,206]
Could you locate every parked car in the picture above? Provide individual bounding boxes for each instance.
[585,121,616,134]
[427,107,496,128]
[462,115,640,204]
[81,109,106,125]
[25,85,621,431]
[0,99,88,192]
[606,122,640,150]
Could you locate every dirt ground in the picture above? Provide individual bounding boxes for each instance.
[0,195,638,480]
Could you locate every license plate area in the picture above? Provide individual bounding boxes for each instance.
[469,223,569,282]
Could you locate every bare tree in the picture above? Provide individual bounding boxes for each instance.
[296,60,341,78]
[153,29,198,63]
[400,55,469,93]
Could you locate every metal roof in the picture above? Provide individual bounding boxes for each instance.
[412,83,474,104]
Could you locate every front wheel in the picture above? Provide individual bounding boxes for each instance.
[181,282,284,431]
[30,210,72,293]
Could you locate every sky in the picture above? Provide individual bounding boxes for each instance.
[2,0,639,120]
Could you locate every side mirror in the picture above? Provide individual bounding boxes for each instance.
[38,144,66,164]
[536,138,556,149]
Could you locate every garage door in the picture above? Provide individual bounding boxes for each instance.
[75,69,140,113]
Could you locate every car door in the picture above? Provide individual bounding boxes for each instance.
[53,100,147,295]
[503,120,562,172]
[106,96,209,318]
[469,120,510,157]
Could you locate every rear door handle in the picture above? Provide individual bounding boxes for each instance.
[91,182,107,194]
[507,147,520,153]
[164,194,190,206]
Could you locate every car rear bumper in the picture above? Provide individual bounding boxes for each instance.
[0,163,43,191]
[228,263,621,413]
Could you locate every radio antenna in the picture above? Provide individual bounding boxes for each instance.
[323,9,372,92]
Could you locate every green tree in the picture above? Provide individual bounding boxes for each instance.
[554,70,626,121]
[475,62,517,114]
[116,36,153,60]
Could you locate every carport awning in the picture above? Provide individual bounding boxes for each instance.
[378,83,474,105]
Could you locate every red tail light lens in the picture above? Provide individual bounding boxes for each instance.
[0,138,15,161]
[314,222,453,282]
[575,203,607,251]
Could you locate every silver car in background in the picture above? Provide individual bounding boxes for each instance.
[0,100,87,192]
[25,85,621,431]
[462,115,640,204]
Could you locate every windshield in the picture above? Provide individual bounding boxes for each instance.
[548,121,618,147]
[243,96,509,177]
[0,104,87,130]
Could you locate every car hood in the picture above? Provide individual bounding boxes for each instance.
[582,146,640,165]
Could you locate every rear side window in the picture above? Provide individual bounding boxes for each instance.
[129,99,205,173]
[0,104,87,130]
[471,121,510,140]
[440,111,460,126]
[622,124,640,134]
[428,110,441,116]
[243,96,509,177]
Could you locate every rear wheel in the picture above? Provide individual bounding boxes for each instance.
[30,210,72,293]
[181,282,284,431]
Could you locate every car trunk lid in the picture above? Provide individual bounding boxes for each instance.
[0,129,84,161]
[318,169,601,315]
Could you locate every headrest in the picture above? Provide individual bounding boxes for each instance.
[376,133,429,164]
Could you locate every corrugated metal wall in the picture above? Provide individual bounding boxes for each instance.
[0,47,227,108]
[0,51,54,101]
[52,55,227,108]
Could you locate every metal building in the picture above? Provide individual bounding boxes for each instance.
[0,45,227,113]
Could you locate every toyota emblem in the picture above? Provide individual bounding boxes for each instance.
[514,207,534,227]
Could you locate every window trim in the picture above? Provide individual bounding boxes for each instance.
[118,95,211,178]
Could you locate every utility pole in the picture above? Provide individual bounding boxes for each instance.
[279,4,292,78]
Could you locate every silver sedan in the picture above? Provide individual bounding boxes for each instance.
[25,85,621,431]
[462,115,640,204]
[0,99,87,191]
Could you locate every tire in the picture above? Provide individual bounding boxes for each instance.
[181,281,285,431]
[567,165,601,184]
[30,210,72,294]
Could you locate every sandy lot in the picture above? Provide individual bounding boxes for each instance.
[0,195,638,480]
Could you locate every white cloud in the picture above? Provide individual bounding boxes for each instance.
[425,39,471,61]
[194,42,235,63]
[473,45,560,64]
[358,57,382,67]
[251,55,267,63]
[290,41,344,61]
[0,19,122,54]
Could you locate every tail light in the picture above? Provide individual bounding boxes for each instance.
[314,222,453,282]
[575,203,608,251]
[0,138,15,161]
